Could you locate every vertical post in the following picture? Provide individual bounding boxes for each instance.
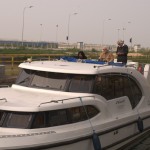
[21,7,26,47]
[11,57,14,70]
[21,6,33,47]
[101,20,105,48]
[39,24,43,48]
[130,38,132,51]
[56,24,58,43]
[122,28,126,42]
[101,19,111,48]
[67,14,71,45]
[117,29,120,40]
[67,13,78,46]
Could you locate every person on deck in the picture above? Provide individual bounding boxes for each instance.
[77,51,87,59]
[99,47,114,62]
[116,40,128,64]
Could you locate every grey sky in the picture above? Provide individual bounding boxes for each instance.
[0,0,149,47]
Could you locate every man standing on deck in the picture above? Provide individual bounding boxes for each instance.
[116,40,128,64]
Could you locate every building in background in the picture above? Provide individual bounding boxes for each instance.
[134,44,141,52]
[0,40,58,49]
[0,40,144,52]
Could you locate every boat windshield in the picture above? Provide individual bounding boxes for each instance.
[15,69,95,93]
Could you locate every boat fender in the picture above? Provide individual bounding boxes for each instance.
[137,117,144,132]
[92,132,101,150]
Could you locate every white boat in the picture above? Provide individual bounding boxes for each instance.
[0,57,150,150]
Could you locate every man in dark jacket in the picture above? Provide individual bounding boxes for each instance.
[116,40,128,64]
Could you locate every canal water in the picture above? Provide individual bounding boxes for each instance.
[123,131,150,150]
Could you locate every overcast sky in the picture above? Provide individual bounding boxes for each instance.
[0,0,149,47]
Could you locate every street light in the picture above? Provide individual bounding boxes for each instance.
[127,21,132,50]
[56,24,58,43]
[21,6,33,46]
[101,18,111,47]
[122,27,126,41]
[117,29,120,40]
[39,24,43,42]
[127,21,131,38]
[122,21,131,42]
[66,12,78,45]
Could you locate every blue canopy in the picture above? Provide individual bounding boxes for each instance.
[60,56,124,66]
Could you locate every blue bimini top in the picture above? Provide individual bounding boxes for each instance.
[60,56,124,67]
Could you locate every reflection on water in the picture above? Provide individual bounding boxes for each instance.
[124,131,150,150]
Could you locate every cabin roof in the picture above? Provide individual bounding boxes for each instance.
[19,60,124,75]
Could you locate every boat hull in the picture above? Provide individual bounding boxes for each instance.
[1,117,150,150]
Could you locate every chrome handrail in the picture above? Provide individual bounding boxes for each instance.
[0,98,7,102]
[0,85,9,88]
[38,95,95,107]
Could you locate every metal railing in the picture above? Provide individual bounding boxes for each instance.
[0,54,150,69]
[0,54,65,69]
[38,96,95,107]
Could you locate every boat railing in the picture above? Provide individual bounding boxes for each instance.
[0,85,9,88]
[0,98,7,102]
[24,57,50,63]
[38,95,95,107]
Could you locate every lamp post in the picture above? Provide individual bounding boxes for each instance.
[21,6,33,47]
[127,21,132,50]
[117,29,120,40]
[66,12,78,45]
[101,18,111,48]
[39,24,43,42]
[127,21,131,39]
[122,21,131,42]
[122,27,126,41]
[56,24,58,43]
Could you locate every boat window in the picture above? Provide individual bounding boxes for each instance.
[2,112,32,129]
[31,72,67,90]
[68,75,94,93]
[16,69,34,86]
[47,109,68,126]
[69,105,99,123]
[46,105,99,127]
[31,112,45,128]
[93,74,142,109]
[126,77,143,107]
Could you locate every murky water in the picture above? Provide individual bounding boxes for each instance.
[124,132,150,150]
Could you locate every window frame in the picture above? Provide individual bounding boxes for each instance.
[0,105,99,129]
[16,69,95,93]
